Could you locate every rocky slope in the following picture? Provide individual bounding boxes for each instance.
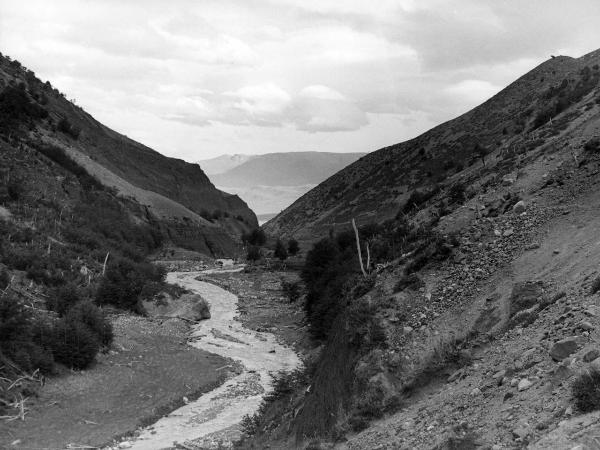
[264,49,600,243]
[0,52,257,255]
[238,49,600,450]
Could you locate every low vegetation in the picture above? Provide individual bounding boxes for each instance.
[572,367,600,412]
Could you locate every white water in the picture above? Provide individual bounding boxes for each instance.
[130,270,301,449]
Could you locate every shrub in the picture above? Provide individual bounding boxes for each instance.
[394,273,424,293]
[242,229,266,246]
[591,275,600,295]
[51,318,100,369]
[584,138,600,153]
[0,269,9,289]
[57,117,80,139]
[246,245,262,262]
[0,294,54,373]
[274,239,288,261]
[572,368,600,412]
[47,283,81,316]
[0,85,48,136]
[287,238,300,256]
[66,301,113,347]
[282,280,301,303]
[96,258,164,311]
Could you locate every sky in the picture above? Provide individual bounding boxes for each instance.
[1,0,600,161]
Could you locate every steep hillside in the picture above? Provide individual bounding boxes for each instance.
[210,151,365,187]
[264,50,600,242]
[237,49,600,450]
[0,52,257,255]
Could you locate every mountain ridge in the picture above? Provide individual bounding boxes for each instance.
[0,52,257,255]
[264,50,600,241]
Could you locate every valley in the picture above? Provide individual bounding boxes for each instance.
[3,15,600,450]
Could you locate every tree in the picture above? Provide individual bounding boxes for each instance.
[242,229,266,246]
[287,239,300,256]
[246,245,262,262]
[274,239,288,261]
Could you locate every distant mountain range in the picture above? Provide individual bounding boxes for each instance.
[198,152,365,218]
[198,154,256,175]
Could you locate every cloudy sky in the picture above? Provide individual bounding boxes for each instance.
[1,1,599,161]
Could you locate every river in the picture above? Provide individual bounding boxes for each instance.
[129,269,301,449]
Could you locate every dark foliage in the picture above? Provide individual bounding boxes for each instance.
[572,368,600,412]
[402,186,440,214]
[0,269,9,289]
[0,85,48,136]
[47,283,81,316]
[584,138,600,153]
[57,117,81,139]
[66,301,113,347]
[590,275,600,295]
[533,67,600,129]
[281,280,301,303]
[51,318,99,369]
[274,239,288,261]
[287,238,300,256]
[246,245,262,262]
[0,294,54,374]
[242,228,267,246]
[95,257,165,311]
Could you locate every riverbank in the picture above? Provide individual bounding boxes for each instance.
[197,269,311,356]
[0,312,236,449]
[128,271,302,449]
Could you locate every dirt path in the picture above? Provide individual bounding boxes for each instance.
[129,270,302,449]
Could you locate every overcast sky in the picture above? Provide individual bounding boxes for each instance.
[1,1,599,161]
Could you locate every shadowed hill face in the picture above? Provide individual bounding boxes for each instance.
[209,152,366,187]
[264,50,600,241]
[0,53,258,254]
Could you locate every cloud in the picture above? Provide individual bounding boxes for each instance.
[163,83,368,132]
[291,85,368,132]
[2,0,600,161]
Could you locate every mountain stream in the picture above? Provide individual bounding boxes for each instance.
[130,270,301,449]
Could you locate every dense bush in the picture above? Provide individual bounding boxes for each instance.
[47,283,81,316]
[287,239,300,256]
[533,67,600,129]
[242,229,266,246]
[95,258,165,311]
[402,186,440,214]
[572,368,600,412]
[246,245,262,262]
[66,301,113,347]
[51,318,99,369]
[590,275,600,295]
[301,237,358,339]
[274,239,288,261]
[57,117,80,139]
[0,294,54,373]
[282,280,301,303]
[0,84,48,136]
[0,269,9,289]
[584,138,600,153]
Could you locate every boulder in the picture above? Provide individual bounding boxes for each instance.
[513,200,527,214]
[518,378,533,391]
[549,337,581,361]
[583,349,600,362]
